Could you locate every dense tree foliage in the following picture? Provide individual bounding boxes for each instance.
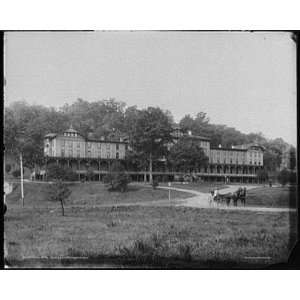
[168,137,209,172]
[277,169,297,186]
[4,99,296,175]
[46,164,78,181]
[129,107,174,183]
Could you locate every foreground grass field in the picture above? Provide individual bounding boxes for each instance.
[5,205,297,268]
[5,181,297,268]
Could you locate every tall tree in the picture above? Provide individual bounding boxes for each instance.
[131,107,173,183]
[168,137,209,173]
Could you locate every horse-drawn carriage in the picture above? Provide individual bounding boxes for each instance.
[213,187,247,207]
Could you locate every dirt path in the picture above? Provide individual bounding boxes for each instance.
[156,185,296,213]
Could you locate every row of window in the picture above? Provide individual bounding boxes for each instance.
[214,159,261,165]
[60,150,120,159]
[62,141,120,150]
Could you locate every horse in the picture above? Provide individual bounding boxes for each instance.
[215,192,232,206]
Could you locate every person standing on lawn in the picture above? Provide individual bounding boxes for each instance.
[208,190,215,207]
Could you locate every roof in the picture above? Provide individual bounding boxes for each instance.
[234,143,266,151]
[64,125,79,134]
[172,133,211,141]
[210,147,247,152]
[188,134,211,141]
[87,138,128,144]
[44,133,57,138]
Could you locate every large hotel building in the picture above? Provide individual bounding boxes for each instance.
[44,126,265,183]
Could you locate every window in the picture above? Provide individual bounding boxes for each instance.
[116,143,119,150]
[116,152,119,159]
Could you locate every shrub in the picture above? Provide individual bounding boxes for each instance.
[46,164,77,181]
[278,169,296,186]
[12,169,23,178]
[86,169,95,181]
[152,179,159,189]
[5,164,11,173]
[104,161,130,192]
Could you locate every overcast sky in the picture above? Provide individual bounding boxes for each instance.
[4,31,297,146]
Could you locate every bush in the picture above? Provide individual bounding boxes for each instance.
[46,164,77,181]
[278,169,296,186]
[104,161,130,192]
[152,179,159,189]
[5,164,11,173]
[86,169,95,181]
[12,169,23,178]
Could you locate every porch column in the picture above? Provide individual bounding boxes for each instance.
[98,159,101,181]
[78,159,80,181]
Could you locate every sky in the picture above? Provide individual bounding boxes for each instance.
[4,31,297,146]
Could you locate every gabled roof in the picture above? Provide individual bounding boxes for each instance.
[64,125,79,134]
[44,133,57,138]
[235,143,265,151]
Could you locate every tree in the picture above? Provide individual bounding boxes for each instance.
[168,136,209,173]
[48,180,71,216]
[131,107,173,183]
[104,161,130,192]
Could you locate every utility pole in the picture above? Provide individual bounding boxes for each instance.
[20,152,24,207]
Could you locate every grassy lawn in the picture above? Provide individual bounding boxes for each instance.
[5,181,297,268]
[245,186,298,208]
[5,204,296,268]
[6,181,193,207]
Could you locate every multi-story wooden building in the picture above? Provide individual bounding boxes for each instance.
[44,126,127,180]
[43,126,265,183]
